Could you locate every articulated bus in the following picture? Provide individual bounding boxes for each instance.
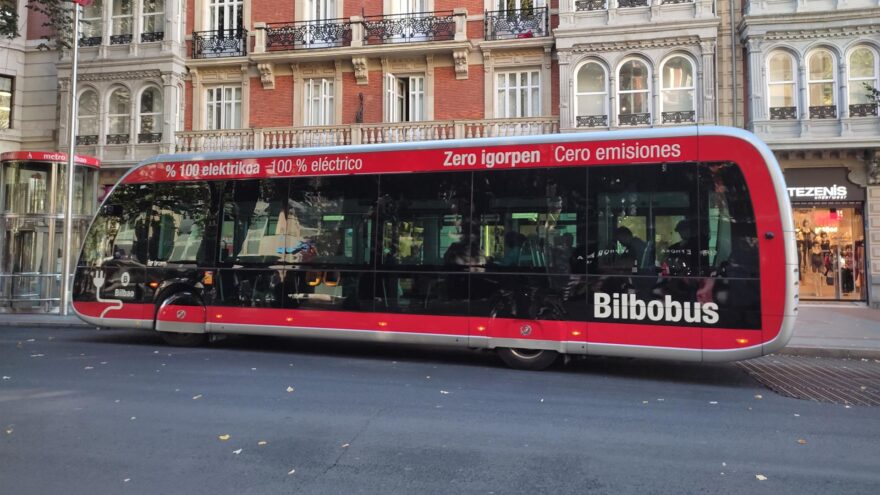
[72,126,797,370]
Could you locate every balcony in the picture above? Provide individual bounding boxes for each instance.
[618,113,651,126]
[850,103,879,117]
[484,7,550,41]
[809,105,837,119]
[576,115,608,127]
[769,106,798,120]
[363,11,455,45]
[78,36,101,47]
[618,0,649,6]
[575,0,607,10]
[141,31,165,43]
[662,110,696,124]
[175,118,560,153]
[265,19,352,51]
[192,29,248,59]
[110,33,133,45]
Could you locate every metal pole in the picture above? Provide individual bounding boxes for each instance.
[61,4,81,316]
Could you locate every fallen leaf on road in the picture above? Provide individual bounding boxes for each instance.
[642,401,648,404]
[342,443,350,448]
[153,351,159,354]
[440,390,449,395]
[48,337,54,341]
[656,398,664,402]
[251,368,257,371]
[233,449,242,455]
[130,417,136,421]
[218,434,230,441]
[30,354,44,358]
[286,386,294,393]
[258,441,268,446]
[794,413,800,417]
[709,401,718,405]
[84,366,94,370]
[192,394,203,400]
[756,474,767,481]
[754,395,763,399]
[797,439,807,445]
[5,427,12,435]
[27,339,35,342]
[288,468,296,475]
[124,478,130,483]
[2,376,10,380]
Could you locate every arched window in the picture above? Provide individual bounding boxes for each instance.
[767,51,797,120]
[142,0,165,42]
[660,56,695,124]
[139,87,163,143]
[111,0,133,44]
[848,47,879,117]
[575,62,608,127]
[76,90,99,145]
[107,88,131,144]
[807,50,836,119]
[617,59,650,126]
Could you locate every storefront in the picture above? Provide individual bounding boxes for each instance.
[0,151,99,312]
[785,168,868,302]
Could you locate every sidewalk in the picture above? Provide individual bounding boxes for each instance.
[0,305,878,359]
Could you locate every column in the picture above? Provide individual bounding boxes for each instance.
[747,39,765,123]
[838,59,848,119]
[558,51,572,130]
[700,41,716,124]
[161,72,177,153]
[867,151,880,308]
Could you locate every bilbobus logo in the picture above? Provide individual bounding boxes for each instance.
[593,293,719,325]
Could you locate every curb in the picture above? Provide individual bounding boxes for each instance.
[776,346,880,360]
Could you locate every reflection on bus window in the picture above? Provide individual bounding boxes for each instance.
[473,168,585,274]
[286,176,376,267]
[150,183,211,264]
[219,179,287,265]
[79,184,151,266]
[378,172,471,270]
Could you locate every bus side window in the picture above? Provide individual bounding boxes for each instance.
[79,183,151,267]
[149,183,212,265]
[219,179,288,266]
[699,163,759,278]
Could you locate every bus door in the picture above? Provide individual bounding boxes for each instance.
[148,182,213,333]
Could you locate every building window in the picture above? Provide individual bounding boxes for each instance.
[142,0,165,42]
[0,76,12,130]
[209,0,243,31]
[110,0,133,44]
[107,87,132,144]
[206,86,242,130]
[304,78,335,126]
[847,47,879,117]
[80,0,103,45]
[76,90,99,145]
[574,62,607,127]
[807,50,836,119]
[767,51,798,120]
[660,56,696,124]
[138,87,163,143]
[617,58,650,125]
[495,70,541,118]
[385,74,424,122]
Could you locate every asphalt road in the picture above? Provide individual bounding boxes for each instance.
[1,325,878,495]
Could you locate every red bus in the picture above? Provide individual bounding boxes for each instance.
[72,126,797,370]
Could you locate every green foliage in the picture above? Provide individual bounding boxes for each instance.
[866,83,880,104]
[0,0,76,51]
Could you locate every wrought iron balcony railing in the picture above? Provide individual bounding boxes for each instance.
[138,132,163,144]
[769,106,797,120]
[192,29,248,59]
[141,31,165,43]
[362,12,455,45]
[619,0,649,7]
[106,134,131,145]
[849,103,878,117]
[809,105,837,119]
[75,135,98,146]
[618,113,651,125]
[484,7,549,41]
[110,33,132,45]
[78,36,101,47]
[662,110,695,124]
[575,0,607,10]
[660,0,694,4]
[265,19,352,50]
[576,115,608,127]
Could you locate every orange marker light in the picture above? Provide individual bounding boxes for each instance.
[735,338,749,345]
[476,325,486,332]
[148,282,160,289]
[377,321,388,328]
[215,314,223,320]
[571,331,582,337]
[286,317,293,323]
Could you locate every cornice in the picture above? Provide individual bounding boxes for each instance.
[761,25,880,41]
[568,35,704,53]
[62,69,163,82]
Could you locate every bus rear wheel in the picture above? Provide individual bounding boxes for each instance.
[497,348,559,371]
[159,331,208,347]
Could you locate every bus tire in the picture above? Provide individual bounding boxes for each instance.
[497,348,559,371]
[159,331,208,347]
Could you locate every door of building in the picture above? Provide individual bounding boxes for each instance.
[794,206,866,301]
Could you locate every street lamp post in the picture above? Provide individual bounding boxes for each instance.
[61,2,82,316]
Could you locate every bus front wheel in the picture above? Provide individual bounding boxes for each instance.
[497,348,559,371]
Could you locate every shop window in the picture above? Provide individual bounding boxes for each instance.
[617,59,651,126]
[767,51,798,120]
[138,87,163,143]
[574,62,608,128]
[807,49,837,119]
[0,75,12,130]
[847,47,879,117]
[660,56,696,124]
